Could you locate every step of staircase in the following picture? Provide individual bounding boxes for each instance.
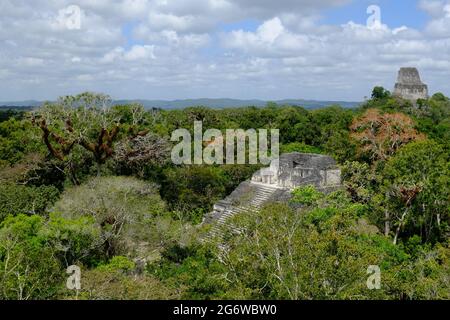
[202,181,282,241]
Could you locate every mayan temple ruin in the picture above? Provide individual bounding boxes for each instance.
[393,67,428,101]
[203,153,342,237]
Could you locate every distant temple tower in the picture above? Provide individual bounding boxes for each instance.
[393,67,428,101]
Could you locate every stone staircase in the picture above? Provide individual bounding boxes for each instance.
[202,153,343,241]
[203,181,284,240]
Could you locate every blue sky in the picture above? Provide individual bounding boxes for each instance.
[123,1,434,43]
[323,0,429,29]
[124,1,429,50]
[0,0,449,101]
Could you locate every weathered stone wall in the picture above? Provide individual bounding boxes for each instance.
[393,67,428,101]
[251,153,341,189]
[203,153,342,235]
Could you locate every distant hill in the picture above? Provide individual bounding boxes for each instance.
[0,105,35,111]
[0,98,361,110]
[0,100,42,108]
[113,98,361,109]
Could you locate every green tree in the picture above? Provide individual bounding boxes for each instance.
[275,106,316,144]
[0,183,60,223]
[161,166,227,219]
[0,215,62,300]
[213,189,449,299]
[290,185,323,206]
[32,93,149,177]
[149,244,229,299]
[41,213,104,267]
[382,139,449,244]
[280,142,323,155]
[341,161,380,204]
[65,256,180,300]
[216,200,391,299]
[53,176,167,257]
[0,118,43,166]
[371,86,391,100]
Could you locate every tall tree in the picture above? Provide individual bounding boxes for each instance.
[382,139,449,244]
[350,109,424,162]
[371,86,391,100]
[32,93,147,177]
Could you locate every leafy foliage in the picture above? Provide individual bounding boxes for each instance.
[0,213,102,299]
[0,118,43,166]
[350,109,424,162]
[290,185,324,206]
[0,90,449,300]
[62,256,180,300]
[381,139,449,244]
[53,176,168,257]
[0,183,60,223]
[371,86,391,100]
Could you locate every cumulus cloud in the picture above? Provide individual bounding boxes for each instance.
[101,45,156,63]
[419,0,448,17]
[419,0,450,36]
[224,18,311,57]
[0,0,449,100]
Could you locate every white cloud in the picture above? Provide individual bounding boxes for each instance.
[221,12,450,99]
[419,0,447,17]
[224,18,310,57]
[101,45,155,64]
[420,1,450,36]
[0,0,450,100]
[124,45,156,61]
[257,18,284,43]
[18,57,46,67]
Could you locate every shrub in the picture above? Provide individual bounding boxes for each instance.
[0,215,62,299]
[290,185,324,206]
[281,142,323,154]
[0,183,60,223]
[53,176,167,257]
[62,256,180,300]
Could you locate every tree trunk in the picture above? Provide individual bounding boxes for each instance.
[96,162,101,177]
[69,162,80,185]
[384,209,390,236]
[393,208,409,245]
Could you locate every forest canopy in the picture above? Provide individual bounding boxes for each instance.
[0,88,448,300]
